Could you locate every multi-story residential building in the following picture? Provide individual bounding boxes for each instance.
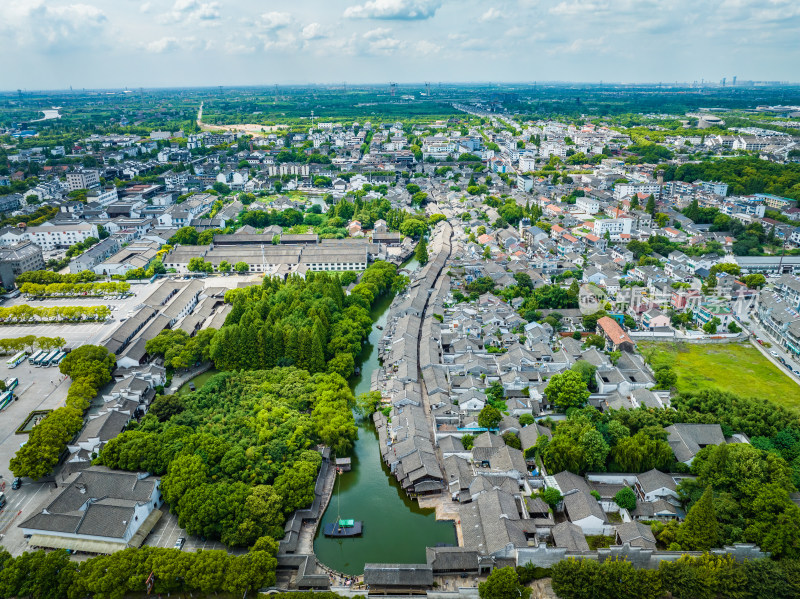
[164,171,189,191]
[86,186,119,206]
[26,222,99,250]
[593,218,632,240]
[614,183,661,201]
[421,137,457,160]
[757,292,800,357]
[0,241,44,288]
[576,197,600,214]
[700,181,729,196]
[755,193,793,210]
[517,176,534,192]
[66,169,101,192]
[518,155,536,171]
[695,304,733,329]
[774,275,800,309]
[0,193,22,214]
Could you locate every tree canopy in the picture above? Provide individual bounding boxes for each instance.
[98,368,356,547]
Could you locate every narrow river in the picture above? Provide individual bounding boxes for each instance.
[313,257,456,575]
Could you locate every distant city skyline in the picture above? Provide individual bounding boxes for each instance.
[1,0,799,90]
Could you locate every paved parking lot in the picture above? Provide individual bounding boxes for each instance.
[0,357,71,555]
[0,276,260,556]
[144,508,244,555]
[0,280,165,348]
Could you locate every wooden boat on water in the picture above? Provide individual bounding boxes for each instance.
[323,519,363,537]
[323,462,363,537]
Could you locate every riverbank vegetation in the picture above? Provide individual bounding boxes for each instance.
[97,367,357,547]
[210,262,400,379]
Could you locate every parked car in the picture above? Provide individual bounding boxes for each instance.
[174,537,185,550]
[756,338,764,345]
[11,478,21,490]
[770,350,779,357]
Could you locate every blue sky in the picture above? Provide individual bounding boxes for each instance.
[1,0,798,89]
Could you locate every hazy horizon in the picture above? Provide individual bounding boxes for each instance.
[2,0,799,90]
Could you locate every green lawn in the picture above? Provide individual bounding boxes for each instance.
[640,341,800,410]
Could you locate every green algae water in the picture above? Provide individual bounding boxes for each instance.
[313,259,455,575]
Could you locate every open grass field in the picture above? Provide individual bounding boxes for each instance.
[640,341,800,410]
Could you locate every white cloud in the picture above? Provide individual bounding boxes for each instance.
[160,0,220,24]
[369,37,403,52]
[415,40,441,54]
[547,36,606,54]
[363,27,393,39]
[144,36,200,53]
[302,22,325,40]
[480,8,502,21]
[344,0,442,20]
[549,1,608,17]
[0,1,108,50]
[259,11,293,30]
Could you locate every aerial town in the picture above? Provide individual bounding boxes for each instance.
[0,82,799,597]
[2,0,800,573]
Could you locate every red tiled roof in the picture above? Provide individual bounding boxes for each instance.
[597,316,634,347]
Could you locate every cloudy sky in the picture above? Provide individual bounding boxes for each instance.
[1,0,798,89]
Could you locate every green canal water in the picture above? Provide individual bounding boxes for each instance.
[313,256,455,575]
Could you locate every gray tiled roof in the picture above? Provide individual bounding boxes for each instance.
[551,521,590,551]
[460,489,528,555]
[553,471,591,495]
[45,469,156,515]
[425,547,479,572]
[439,436,465,453]
[76,410,130,444]
[616,521,656,549]
[564,491,607,523]
[364,564,433,587]
[20,512,82,534]
[20,468,158,540]
[636,469,677,494]
[632,499,677,518]
[665,423,726,462]
[76,504,134,538]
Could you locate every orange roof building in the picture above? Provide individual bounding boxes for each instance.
[596,316,635,352]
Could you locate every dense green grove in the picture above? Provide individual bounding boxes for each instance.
[209,262,399,379]
[10,346,116,479]
[145,328,216,370]
[665,157,800,202]
[0,545,278,599]
[548,554,800,599]
[97,368,357,547]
